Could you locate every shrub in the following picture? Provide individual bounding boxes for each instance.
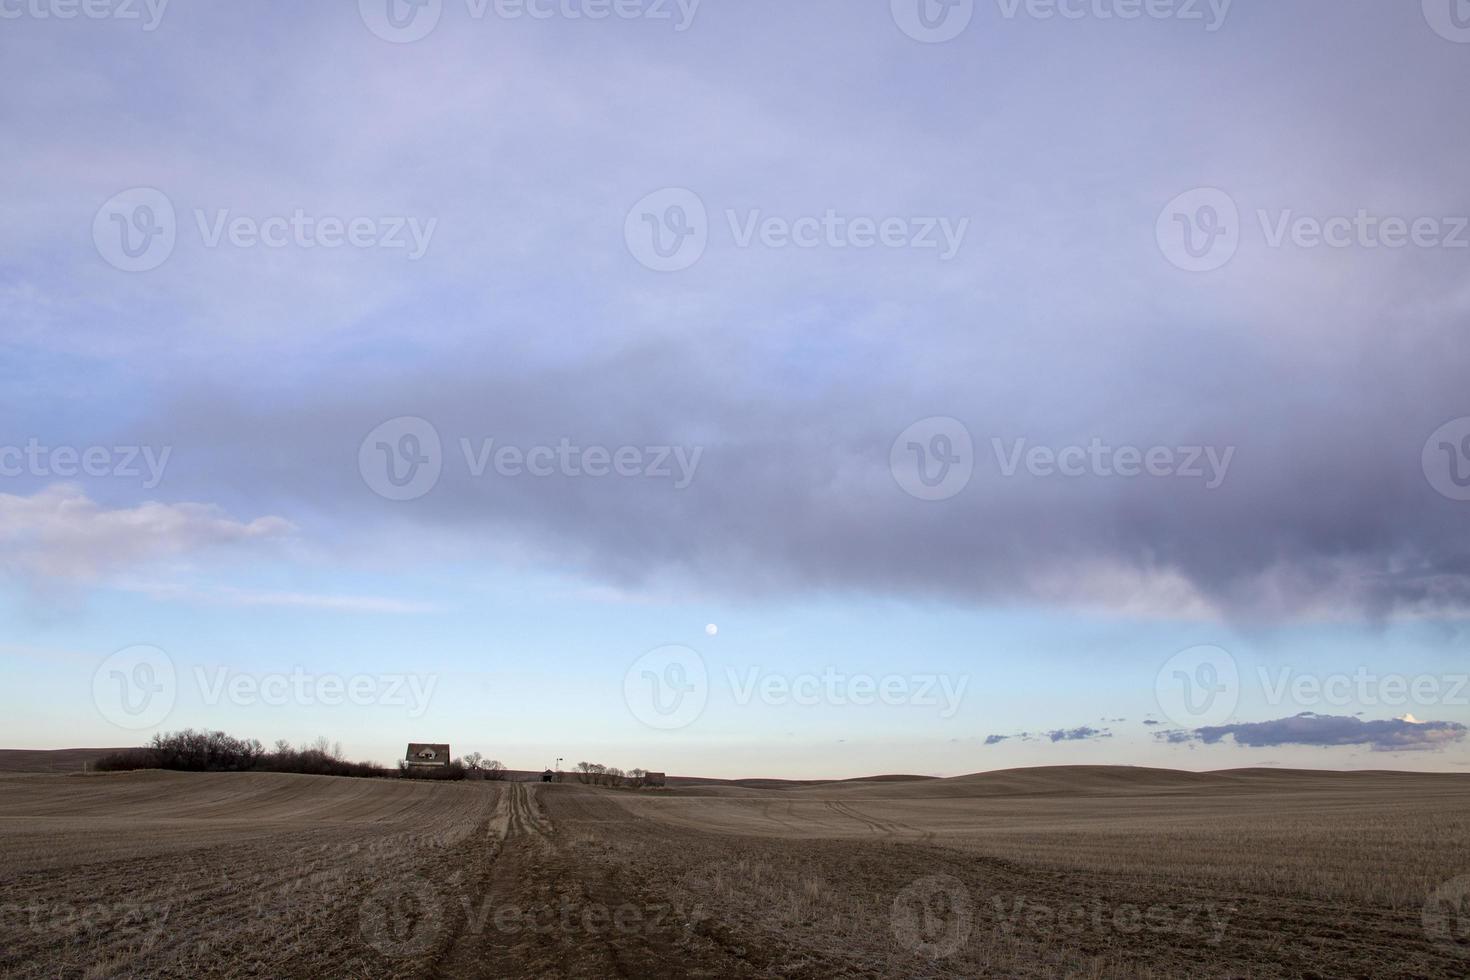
[93,747,163,771]
[397,759,467,780]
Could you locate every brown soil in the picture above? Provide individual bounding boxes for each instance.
[3,767,1468,978]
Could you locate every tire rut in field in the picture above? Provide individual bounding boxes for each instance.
[427,785,756,980]
[425,783,530,980]
[825,799,912,837]
[428,782,643,980]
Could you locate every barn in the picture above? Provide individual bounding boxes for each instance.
[405,743,451,769]
[643,771,666,787]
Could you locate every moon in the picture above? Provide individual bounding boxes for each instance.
[705,623,718,636]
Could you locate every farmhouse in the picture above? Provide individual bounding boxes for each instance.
[405,743,451,769]
[643,771,666,787]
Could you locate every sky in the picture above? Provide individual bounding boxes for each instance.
[3,0,1470,778]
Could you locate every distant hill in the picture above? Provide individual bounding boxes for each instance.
[665,773,934,790]
[0,748,124,773]
[664,764,1470,798]
[7,754,1465,791]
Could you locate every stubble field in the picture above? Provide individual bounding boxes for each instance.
[2,766,1469,978]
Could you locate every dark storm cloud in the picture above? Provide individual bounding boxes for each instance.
[1165,713,1467,752]
[139,307,1470,623]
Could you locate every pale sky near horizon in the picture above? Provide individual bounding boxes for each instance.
[4,0,1470,778]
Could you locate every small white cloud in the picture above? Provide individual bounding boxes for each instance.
[0,484,292,584]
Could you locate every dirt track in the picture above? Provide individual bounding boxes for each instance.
[422,783,745,980]
[3,768,1470,978]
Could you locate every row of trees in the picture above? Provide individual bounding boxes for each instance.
[95,731,386,779]
[395,752,508,781]
[94,733,645,788]
[573,762,653,787]
[458,752,508,780]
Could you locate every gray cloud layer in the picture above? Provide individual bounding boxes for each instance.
[1046,727,1112,743]
[4,2,1470,624]
[985,726,1113,745]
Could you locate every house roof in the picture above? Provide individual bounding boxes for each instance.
[405,742,451,765]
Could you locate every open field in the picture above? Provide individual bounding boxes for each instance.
[3,767,1469,978]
